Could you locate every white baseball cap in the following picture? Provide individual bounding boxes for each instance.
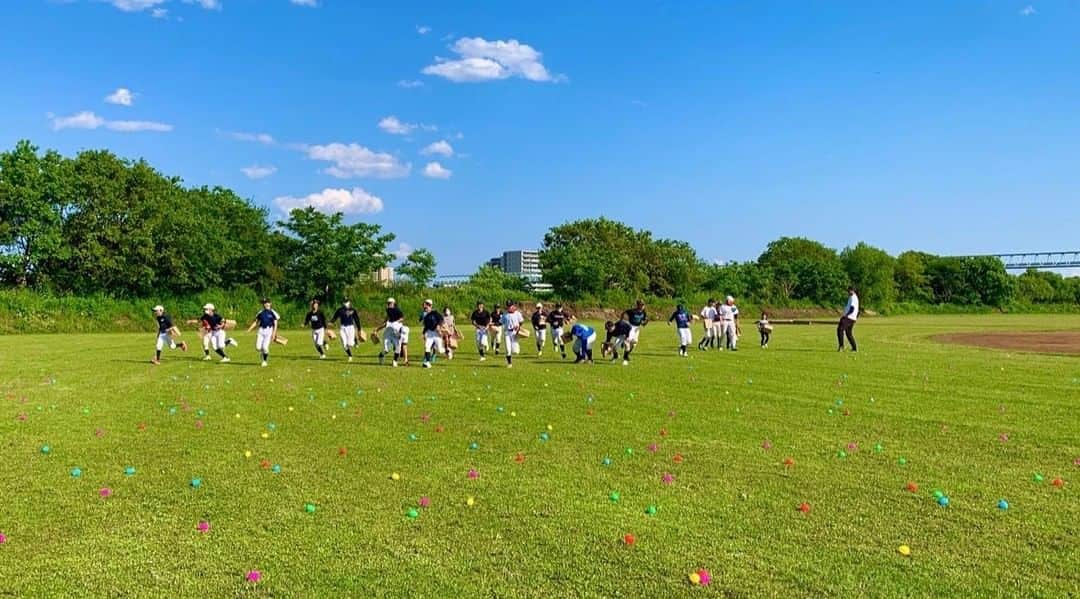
[203,303,215,311]
[387,297,396,304]
[424,298,434,305]
[726,295,734,302]
[153,305,164,312]
[536,302,543,308]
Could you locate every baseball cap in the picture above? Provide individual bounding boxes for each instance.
[535,302,543,308]
[387,297,396,304]
[203,303,215,311]
[261,297,271,303]
[152,305,164,312]
[424,298,433,305]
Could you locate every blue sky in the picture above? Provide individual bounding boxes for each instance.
[2,1,1079,275]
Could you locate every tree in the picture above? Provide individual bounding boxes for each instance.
[894,251,934,303]
[1016,268,1057,303]
[0,140,70,287]
[540,218,702,299]
[464,264,528,299]
[397,248,437,288]
[277,207,394,301]
[960,256,1013,307]
[841,242,897,308]
[758,237,846,303]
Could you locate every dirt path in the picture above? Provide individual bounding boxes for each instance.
[933,331,1080,355]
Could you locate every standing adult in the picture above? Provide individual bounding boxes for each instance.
[531,302,548,356]
[667,304,693,357]
[470,301,492,361]
[838,287,859,352]
[718,295,739,351]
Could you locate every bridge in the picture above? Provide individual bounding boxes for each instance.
[964,251,1080,271]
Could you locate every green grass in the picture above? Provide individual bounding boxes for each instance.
[1,315,1077,596]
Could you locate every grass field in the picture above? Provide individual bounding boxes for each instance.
[1,315,1078,596]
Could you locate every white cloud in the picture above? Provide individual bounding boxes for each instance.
[105,88,135,106]
[378,115,416,135]
[274,187,384,215]
[224,130,275,145]
[49,111,105,131]
[49,111,171,133]
[397,79,424,89]
[290,0,318,5]
[422,37,561,83]
[107,0,166,12]
[182,0,221,9]
[151,7,168,18]
[305,142,410,179]
[421,140,454,157]
[106,120,172,132]
[241,165,277,179]
[393,242,414,260]
[422,162,452,179]
[1020,5,1036,15]
[416,25,431,35]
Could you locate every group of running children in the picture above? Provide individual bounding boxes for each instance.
[150,296,775,367]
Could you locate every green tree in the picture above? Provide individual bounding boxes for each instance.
[397,248,438,288]
[758,237,846,303]
[960,256,1013,307]
[277,207,395,301]
[0,140,70,287]
[1015,268,1057,303]
[894,251,934,303]
[841,242,897,308]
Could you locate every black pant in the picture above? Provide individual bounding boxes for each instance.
[837,317,857,351]
[760,330,770,346]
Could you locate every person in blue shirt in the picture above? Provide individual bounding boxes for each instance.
[565,322,596,364]
[667,304,693,357]
[151,305,188,364]
[246,298,280,367]
[419,299,444,368]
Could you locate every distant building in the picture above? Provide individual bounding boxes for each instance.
[373,267,394,287]
[489,250,542,282]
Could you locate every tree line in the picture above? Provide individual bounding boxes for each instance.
[541,219,1079,308]
[3,141,1077,311]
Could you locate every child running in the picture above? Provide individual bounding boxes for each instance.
[547,303,569,359]
[500,300,525,367]
[757,312,773,348]
[667,303,693,357]
[304,299,329,359]
[151,305,188,364]
[470,301,491,361]
[531,302,548,356]
[245,298,279,367]
[200,303,234,362]
[331,298,362,362]
[420,299,444,368]
[489,306,504,355]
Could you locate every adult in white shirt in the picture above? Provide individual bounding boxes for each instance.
[838,287,859,352]
[718,295,739,351]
